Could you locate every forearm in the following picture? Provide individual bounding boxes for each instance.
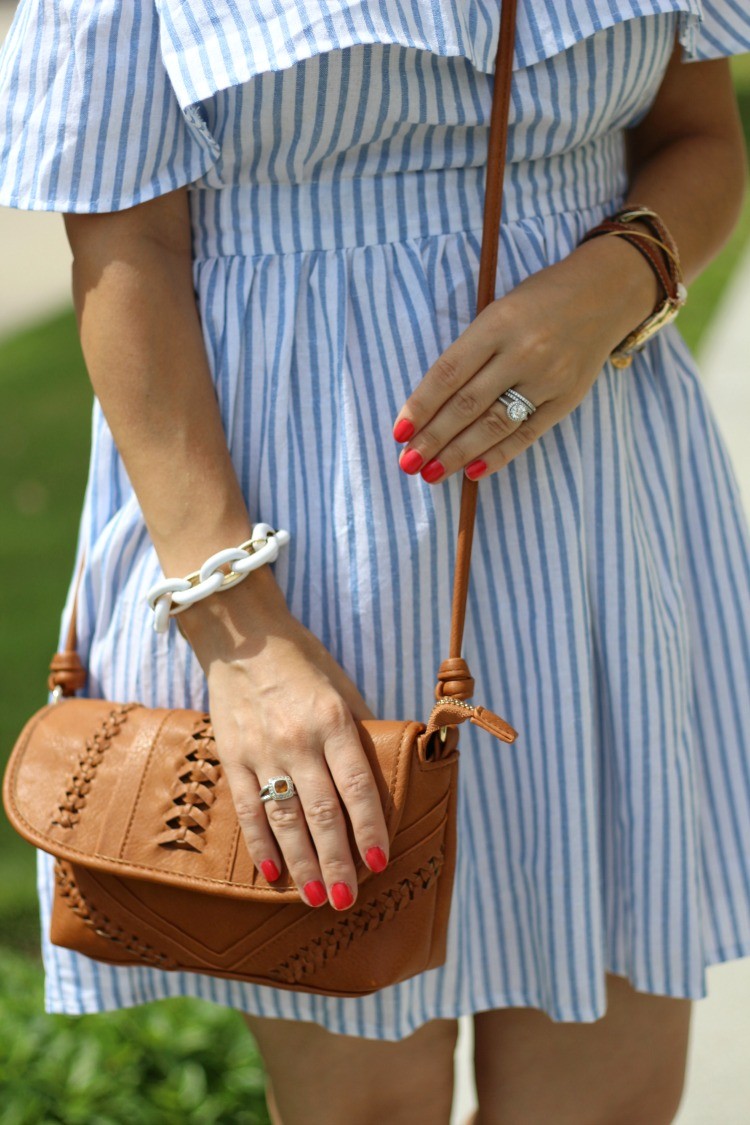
[622,132,747,286]
[558,54,747,347]
[67,217,283,630]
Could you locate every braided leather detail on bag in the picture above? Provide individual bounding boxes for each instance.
[53,859,178,969]
[50,703,139,829]
[156,714,221,853]
[269,850,445,985]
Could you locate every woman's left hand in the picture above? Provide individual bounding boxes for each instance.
[391,236,659,482]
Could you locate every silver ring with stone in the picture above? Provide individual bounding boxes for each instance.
[498,392,532,423]
[504,387,537,414]
[259,775,296,802]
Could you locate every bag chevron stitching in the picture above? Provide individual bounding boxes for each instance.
[54,858,177,969]
[269,850,446,985]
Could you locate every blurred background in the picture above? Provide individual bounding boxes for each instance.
[1,2,749,1121]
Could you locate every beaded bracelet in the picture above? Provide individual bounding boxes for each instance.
[579,205,688,368]
[146,523,291,634]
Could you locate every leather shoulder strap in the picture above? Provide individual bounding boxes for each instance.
[49,0,519,702]
[432,0,517,703]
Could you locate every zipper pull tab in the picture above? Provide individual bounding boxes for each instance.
[424,698,518,745]
[469,704,517,743]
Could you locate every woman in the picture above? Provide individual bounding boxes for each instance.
[1,0,750,1120]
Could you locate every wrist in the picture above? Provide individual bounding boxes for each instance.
[176,563,290,656]
[146,506,292,639]
[566,219,662,351]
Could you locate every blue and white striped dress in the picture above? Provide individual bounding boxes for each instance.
[2,0,750,1039]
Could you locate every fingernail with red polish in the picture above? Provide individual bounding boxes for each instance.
[465,460,487,480]
[400,449,424,473]
[303,880,328,907]
[366,846,388,872]
[421,459,445,483]
[261,860,280,882]
[393,418,415,442]
[331,882,354,909]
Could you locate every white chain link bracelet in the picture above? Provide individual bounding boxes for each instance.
[146,523,291,634]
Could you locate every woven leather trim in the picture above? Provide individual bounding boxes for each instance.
[54,858,178,969]
[269,849,445,985]
[51,703,139,830]
[156,714,220,853]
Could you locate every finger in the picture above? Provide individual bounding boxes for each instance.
[257,763,359,910]
[395,352,506,474]
[279,761,368,911]
[223,759,332,910]
[391,311,502,443]
[416,380,551,482]
[257,753,366,912]
[220,758,299,891]
[396,350,550,478]
[460,400,561,478]
[322,713,390,876]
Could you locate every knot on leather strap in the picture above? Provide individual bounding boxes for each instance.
[434,657,474,702]
[47,651,87,696]
[157,716,221,853]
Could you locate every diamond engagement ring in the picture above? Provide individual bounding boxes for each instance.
[259,775,296,802]
[498,387,537,423]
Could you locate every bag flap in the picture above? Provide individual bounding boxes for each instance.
[3,699,426,902]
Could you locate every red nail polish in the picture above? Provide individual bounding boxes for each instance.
[400,449,423,473]
[421,459,445,483]
[366,847,388,872]
[331,882,354,909]
[261,860,280,882]
[303,880,328,907]
[393,418,415,442]
[465,460,487,480]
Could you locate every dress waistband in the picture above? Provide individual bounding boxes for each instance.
[189,131,628,259]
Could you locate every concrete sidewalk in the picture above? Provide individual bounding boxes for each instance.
[0,209,72,340]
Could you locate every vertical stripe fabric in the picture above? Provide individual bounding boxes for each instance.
[151,0,748,107]
[1,0,749,212]
[0,0,217,212]
[1,1,750,1040]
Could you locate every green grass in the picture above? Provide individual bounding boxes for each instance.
[0,308,93,955]
[0,949,270,1124]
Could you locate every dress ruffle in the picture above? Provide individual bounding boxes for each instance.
[154,0,750,110]
[0,0,748,212]
[0,0,216,212]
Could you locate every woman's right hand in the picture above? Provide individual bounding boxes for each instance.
[177,574,390,912]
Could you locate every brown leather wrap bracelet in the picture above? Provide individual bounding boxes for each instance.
[581,205,688,368]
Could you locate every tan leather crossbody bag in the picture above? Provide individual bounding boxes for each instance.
[3,0,519,999]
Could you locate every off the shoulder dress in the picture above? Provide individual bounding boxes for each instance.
[1,0,749,1040]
